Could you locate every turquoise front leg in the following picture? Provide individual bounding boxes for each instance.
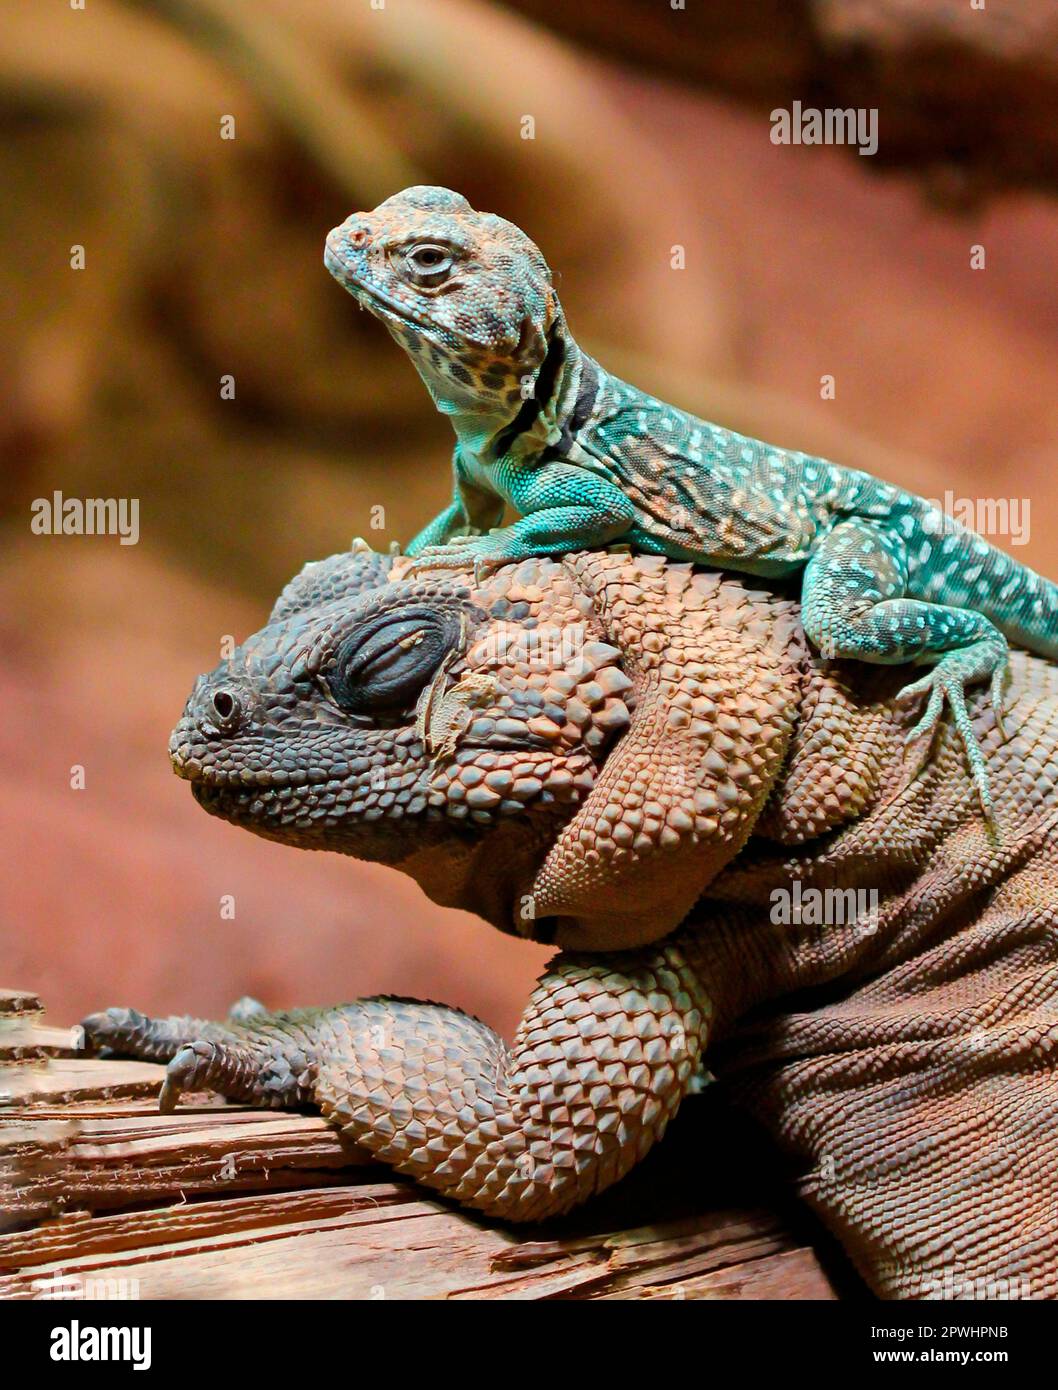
[408,461,637,567]
[405,462,506,557]
[801,518,1007,819]
[405,500,471,556]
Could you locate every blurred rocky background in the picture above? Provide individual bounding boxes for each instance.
[2,0,1057,1033]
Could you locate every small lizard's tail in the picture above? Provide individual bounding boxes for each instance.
[996,587,1058,658]
[931,525,1058,659]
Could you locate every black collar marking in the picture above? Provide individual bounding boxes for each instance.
[492,327,566,460]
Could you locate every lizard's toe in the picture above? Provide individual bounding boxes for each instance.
[158,1039,222,1114]
[80,1005,138,1042]
[404,547,475,574]
[81,1005,245,1066]
[227,995,268,1024]
[406,533,514,576]
[472,555,507,584]
[81,1007,163,1059]
[156,1025,320,1113]
[990,662,1011,741]
[900,667,995,823]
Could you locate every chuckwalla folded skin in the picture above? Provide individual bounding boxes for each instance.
[84,547,1058,1299]
[323,185,1058,818]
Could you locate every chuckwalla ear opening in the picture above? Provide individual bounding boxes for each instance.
[529,555,803,950]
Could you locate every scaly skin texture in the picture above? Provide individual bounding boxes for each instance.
[323,186,1058,817]
[84,550,1058,1298]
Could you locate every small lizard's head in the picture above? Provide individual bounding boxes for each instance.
[325,186,565,441]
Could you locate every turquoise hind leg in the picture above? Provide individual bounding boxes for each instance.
[801,518,1008,820]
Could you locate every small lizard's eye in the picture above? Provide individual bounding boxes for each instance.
[400,243,455,287]
[326,608,461,713]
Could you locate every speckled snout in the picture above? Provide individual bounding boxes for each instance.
[323,216,370,293]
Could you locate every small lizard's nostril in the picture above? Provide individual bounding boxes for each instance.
[212,690,236,721]
[330,223,367,251]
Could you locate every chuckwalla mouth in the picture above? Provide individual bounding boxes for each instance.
[172,745,362,806]
[168,736,326,793]
[178,762,327,789]
[189,771,339,814]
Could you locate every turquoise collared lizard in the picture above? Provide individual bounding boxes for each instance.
[323,185,1058,815]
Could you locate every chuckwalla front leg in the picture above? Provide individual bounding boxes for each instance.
[82,941,712,1221]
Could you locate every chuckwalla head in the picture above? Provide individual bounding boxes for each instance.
[170,549,803,950]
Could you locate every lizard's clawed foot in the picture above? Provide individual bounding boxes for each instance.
[897,646,1009,823]
[80,999,265,1061]
[82,1001,324,1113]
[404,532,516,580]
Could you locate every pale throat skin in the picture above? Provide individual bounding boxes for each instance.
[324,184,1058,819]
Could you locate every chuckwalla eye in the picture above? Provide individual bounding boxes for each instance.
[326,608,461,713]
[401,243,454,286]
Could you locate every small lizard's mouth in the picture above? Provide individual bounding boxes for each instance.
[324,241,439,337]
[323,240,361,293]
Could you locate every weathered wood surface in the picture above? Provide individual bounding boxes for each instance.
[0,989,861,1300]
